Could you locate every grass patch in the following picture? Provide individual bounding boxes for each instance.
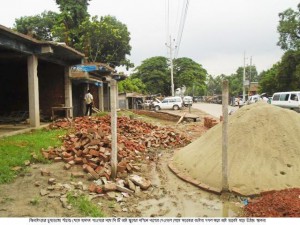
[67,192,105,217]
[95,111,108,117]
[0,128,67,184]
[29,196,40,206]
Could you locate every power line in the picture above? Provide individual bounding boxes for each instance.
[174,0,190,58]
[165,0,170,46]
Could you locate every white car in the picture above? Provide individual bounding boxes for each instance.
[247,95,261,105]
[183,96,193,107]
[153,96,183,111]
[234,98,244,107]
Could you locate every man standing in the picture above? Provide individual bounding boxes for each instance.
[84,89,93,116]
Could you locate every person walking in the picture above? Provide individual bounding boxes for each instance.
[84,89,93,116]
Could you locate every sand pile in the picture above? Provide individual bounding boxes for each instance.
[172,102,300,196]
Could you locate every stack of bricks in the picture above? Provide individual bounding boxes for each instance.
[204,117,219,128]
[45,115,191,181]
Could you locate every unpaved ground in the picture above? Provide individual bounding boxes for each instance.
[0,107,243,217]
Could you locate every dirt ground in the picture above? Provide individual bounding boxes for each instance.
[0,107,244,217]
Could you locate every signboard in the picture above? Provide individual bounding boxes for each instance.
[244,80,250,86]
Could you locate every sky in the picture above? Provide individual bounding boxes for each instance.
[1,0,299,76]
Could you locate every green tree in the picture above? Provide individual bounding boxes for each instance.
[258,63,280,95]
[13,0,133,68]
[227,66,256,97]
[277,50,300,91]
[277,4,300,51]
[14,11,59,40]
[118,78,146,93]
[51,0,91,47]
[81,16,132,68]
[132,56,170,96]
[173,57,207,96]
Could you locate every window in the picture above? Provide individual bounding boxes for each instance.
[273,94,280,101]
[291,94,298,101]
[279,94,289,101]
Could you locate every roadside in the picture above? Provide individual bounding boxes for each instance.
[0,106,244,217]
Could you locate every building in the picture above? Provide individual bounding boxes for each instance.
[0,24,126,129]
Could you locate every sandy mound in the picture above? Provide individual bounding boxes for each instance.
[172,102,300,196]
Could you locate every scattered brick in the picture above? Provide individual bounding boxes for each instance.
[40,168,51,176]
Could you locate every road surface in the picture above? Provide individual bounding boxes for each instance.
[192,102,237,118]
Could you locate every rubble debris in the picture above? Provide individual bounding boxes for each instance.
[244,188,300,217]
[40,168,51,176]
[129,174,151,190]
[204,117,219,128]
[48,178,56,185]
[45,115,190,185]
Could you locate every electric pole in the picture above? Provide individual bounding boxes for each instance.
[166,36,175,96]
[243,52,246,103]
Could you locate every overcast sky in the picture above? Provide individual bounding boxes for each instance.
[1,0,298,76]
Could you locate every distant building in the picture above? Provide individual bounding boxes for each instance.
[248,82,259,96]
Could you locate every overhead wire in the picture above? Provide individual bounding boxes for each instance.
[174,0,190,58]
[165,0,170,46]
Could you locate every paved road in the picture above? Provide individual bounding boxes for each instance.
[192,102,237,118]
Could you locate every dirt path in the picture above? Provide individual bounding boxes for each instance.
[136,149,242,217]
[0,107,244,217]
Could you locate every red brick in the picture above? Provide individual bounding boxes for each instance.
[86,166,99,179]
[89,149,99,157]
[89,183,97,193]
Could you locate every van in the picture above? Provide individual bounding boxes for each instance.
[271,91,300,112]
[247,94,261,105]
[183,96,193,107]
[153,96,183,111]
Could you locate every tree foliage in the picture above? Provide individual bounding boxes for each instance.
[80,16,132,67]
[13,0,132,68]
[132,56,207,96]
[259,51,300,94]
[53,0,91,46]
[258,63,280,95]
[207,65,258,98]
[277,50,300,91]
[173,57,207,96]
[132,56,170,95]
[277,4,300,51]
[118,78,146,94]
[14,11,59,41]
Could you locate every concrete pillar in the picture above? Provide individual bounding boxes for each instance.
[64,67,73,117]
[116,81,119,109]
[99,83,104,111]
[222,80,229,192]
[27,55,40,127]
[110,79,118,179]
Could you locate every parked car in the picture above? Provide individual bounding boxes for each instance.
[142,100,153,109]
[234,98,244,107]
[271,91,300,112]
[153,96,183,111]
[183,96,193,107]
[247,94,261,105]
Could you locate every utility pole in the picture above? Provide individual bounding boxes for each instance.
[242,52,246,103]
[166,36,175,96]
[249,56,252,95]
[222,79,229,192]
[249,56,252,84]
[110,79,118,180]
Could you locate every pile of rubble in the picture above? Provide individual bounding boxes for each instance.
[245,188,300,217]
[37,168,151,210]
[44,115,191,195]
[203,117,219,128]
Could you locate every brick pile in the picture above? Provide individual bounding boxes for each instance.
[244,188,300,217]
[45,115,191,183]
[204,117,219,128]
